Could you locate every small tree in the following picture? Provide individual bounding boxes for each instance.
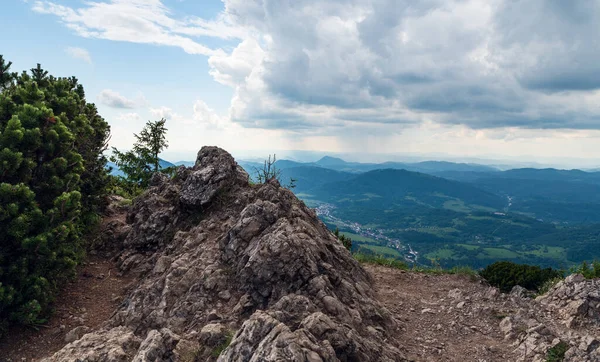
[255,154,281,183]
[253,154,297,189]
[333,227,352,251]
[110,118,169,188]
[0,55,17,90]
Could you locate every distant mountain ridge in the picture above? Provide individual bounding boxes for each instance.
[312,168,505,210]
[107,158,176,177]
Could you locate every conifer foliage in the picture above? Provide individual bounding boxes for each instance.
[110,118,169,189]
[0,56,110,332]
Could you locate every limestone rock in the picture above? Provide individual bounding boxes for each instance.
[44,146,406,361]
[64,325,90,343]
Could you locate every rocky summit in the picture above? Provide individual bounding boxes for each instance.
[36,147,600,362]
[42,146,406,361]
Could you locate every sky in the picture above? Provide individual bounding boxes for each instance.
[3,0,600,167]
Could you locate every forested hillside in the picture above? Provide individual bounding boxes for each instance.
[245,157,600,269]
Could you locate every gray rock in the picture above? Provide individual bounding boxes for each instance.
[64,326,90,343]
[43,147,407,361]
[180,146,248,207]
[199,323,227,347]
[510,285,532,299]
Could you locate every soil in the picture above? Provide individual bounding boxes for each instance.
[0,216,135,362]
[365,264,516,362]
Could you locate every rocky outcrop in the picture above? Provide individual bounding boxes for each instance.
[497,274,600,361]
[43,146,406,361]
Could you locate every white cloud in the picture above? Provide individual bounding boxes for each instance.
[32,0,233,56]
[98,89,137,109]
[200,0,600,133]
[116,112,140,122]
[65,46,92,64]
[33,0,600,161]
[150,106,173,120]
[193,100,227,128]
[208,38,264,87]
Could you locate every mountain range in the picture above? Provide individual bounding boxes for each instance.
[108,154,600,268]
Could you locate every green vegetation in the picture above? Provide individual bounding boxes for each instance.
[479,261,562,293]
[339,231,378,244]
[263,159,600,270]
[546,341,568,362]
[333,227,352,251]
[0,56,110,332]
[252,154,296,189]
[536,276,563,296]
[110,118,170,191]
[571,260,600,279]
[353,253,409,270]
[353,253,479,279]
[358,244,401,257]
[211,331,234,357]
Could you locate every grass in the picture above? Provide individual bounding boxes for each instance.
[467,215,496,221]
[358,244,402,257]
[415,227,459,237]
[536,276,563,296]
[340,232,379,244]
[443,199,471,213]
[412,264,480,280]
[546,341,568,362]
[211,332,234,357]
[118,198,132,206]
[354,253,409,270]
[480,247,520,259]
[457,244,480,250]
[525,246,565,259]
[354,253,479,279]
[425,248,455,259]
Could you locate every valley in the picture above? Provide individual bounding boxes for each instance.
[271,157,600,269]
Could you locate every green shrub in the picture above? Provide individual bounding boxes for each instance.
[571,260,600,279]
[0,57,109,330]
[537,276,563,296]
[110,118,169,189]
[211,332,234,357]
[546,341,568,362]
[333,227,352,251]
[480,261,562,293]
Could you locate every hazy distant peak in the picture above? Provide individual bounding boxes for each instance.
[316,156,347,166]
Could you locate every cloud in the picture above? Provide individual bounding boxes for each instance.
[205,0,600,131]
[65,46,92,64]
[98,89,137,108]
[32,0,238,56]
[35,0,600,134]
[116,112,140,122]
[193,100,227,128]
[150,106,173,120]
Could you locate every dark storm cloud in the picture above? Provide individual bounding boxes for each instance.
[219,0,600,131]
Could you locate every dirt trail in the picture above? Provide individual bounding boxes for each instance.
[0,256,135,362]
[0,200,134,362]
[366,264,516,362]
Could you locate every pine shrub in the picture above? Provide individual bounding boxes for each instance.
[480,261,562,293]
[0,56,110,331]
